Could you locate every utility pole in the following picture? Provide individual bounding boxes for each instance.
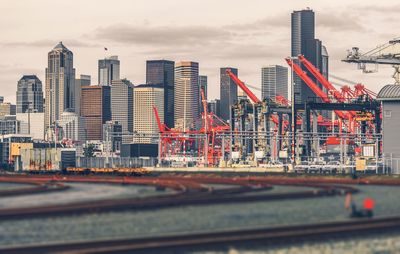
[289,56,298,164]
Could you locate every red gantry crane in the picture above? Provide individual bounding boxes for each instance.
[285,57,349,122]
[225,69,282,127]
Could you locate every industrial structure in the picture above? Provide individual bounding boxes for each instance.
[146,53,383,172]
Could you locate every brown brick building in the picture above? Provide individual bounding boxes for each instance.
[80,85,111,141]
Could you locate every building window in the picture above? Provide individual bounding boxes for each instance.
[384,110,392,118]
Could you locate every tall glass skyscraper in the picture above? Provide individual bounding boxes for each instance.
[98,56,120,86]
[220,67,238,121]
[16,75,44,113]
[261,65,288,100]
[111,79,134,133]
[174,61,199,131]
[146,60,175,128]
[45,42,75,129]
[291,9,327,103]
[199,75,207,113]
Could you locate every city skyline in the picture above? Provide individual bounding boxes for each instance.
[1,1,399,103]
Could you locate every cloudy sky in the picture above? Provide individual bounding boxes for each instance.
[1,0,400,103]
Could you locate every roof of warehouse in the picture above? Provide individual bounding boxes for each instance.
[377,85,400,100]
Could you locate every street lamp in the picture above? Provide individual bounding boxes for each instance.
[289,56,298,164]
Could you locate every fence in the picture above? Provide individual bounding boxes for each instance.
[77,157,157,168]
[382,154,400,174]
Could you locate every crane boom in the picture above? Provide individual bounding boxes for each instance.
[153,106,165,133]
[298,55,345,103]
[285,58,348,120]
[226,69,261,104]
[200,88,208,132]
[343,39,400,84]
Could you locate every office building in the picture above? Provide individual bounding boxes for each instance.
[98,56,120,86]
[208,99,221,118]
[81,85,111,141]
[220,67,238,121]
[146,60,175,128]
[199,75,207,113]
[103,121,122,152]
[133,84,164,144]
[321,45,329,81]
[45,42,76,129]
[16,113,45,140]
[174,61,199,130]
[0,103,16,117]
[0,116,20,135]
[16,75,44,113]
[75,74,90,116]
[199,75,208,100]
[291,9,325,103]
[261,65,288,100]
[58,109,86,143]
[111,79,134,133]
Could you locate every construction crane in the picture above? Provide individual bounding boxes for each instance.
[285,57,349,121]
[343,38,400,84]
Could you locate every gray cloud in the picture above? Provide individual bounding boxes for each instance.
[0,39,100,48]
[93,23,233,46]
[223,14,289,31]
[317,11,366,32]
[357,4,400,13]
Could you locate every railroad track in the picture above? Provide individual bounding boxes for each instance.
[2,216,400,254]
[0,180,69,197]
[0,175,356,220]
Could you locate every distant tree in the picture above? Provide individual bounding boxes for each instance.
[83,144,96,158]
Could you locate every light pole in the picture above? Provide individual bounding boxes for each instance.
[27,102,32,135]
[289,56,298,164]
[182,78,190,164]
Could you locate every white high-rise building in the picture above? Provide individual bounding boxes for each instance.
[45,42,76,129]
[174,61,199,131]
[261,65,288,100]
[133,84,164,144]
[58,110,86,143]
[111,79,134,134]
[16,113,45,140]
[99,56,120,86]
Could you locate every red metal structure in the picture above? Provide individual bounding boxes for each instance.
[298,55,345,103]
[225,69,283,127]
[285,57,349,121]
[226,69,261,104]
[153,87,230,167]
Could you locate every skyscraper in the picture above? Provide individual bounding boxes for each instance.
[199,75,207,113]
[321,45,329,80]
[75,74,90,116]
[174,61,199,131]
[146,60,175,128]
[98,56,120,86]
[0,103,16,117]
[291,9,324,103]
[16,75,44,113]
[133,84,164,144]
[220,67,238,121]
[45,42,76,129]
[208,99,221,118]
[261,65,288,100]
[81,85,111,141]
[199,75,207,100]
[111,79,134,133]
